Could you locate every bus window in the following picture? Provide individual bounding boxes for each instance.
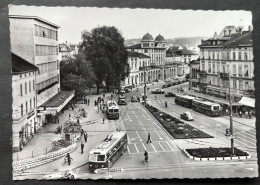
[114,109,119,113]
[213,106,220,110]
[97,155,105,161]
[109,109,113,113]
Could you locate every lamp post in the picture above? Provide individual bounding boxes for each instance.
[144,67,147,104]
[228,72,235,155]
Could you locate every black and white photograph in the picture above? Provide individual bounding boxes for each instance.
[9,5,258,180]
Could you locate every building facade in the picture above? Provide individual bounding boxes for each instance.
[12,53,38,152]
[125,33,178,86]
[9,15,60,126]
[198,25,254,103]
[58,42,79,61]
[189,60,200,90]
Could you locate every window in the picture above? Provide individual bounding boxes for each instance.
[135,62,137,69]
[20,84,23,96]
[227,65,230,73]
[30,99,32,110]
[144,49,148,53]
[202,63,205,71]
[216,53,219,60]
[238,65,242,76]
[34,97,36,108]
[233,52,236,60]
[233,64,236,75]
[245,82,249,90]
[26,102,28,113]
[25,83,27,95]
[21,104,23,117]
[33,80,35,90]
[233,80,237,89]
[143,43,149,47]
[217,64,220,73]
[212,63,215,73]
[222,64,226,73]
[212,53,215,59]
[238,52,242,60]
[245,52,248,60]
[239,80,243,90]
[244,65,249,76]
[208,62,211,73]
[29,81,31,92]
[226,52,229,60]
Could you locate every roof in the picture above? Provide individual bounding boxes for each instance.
[222,32,252,47]
[126,43,142,49]
[9,15,59,28]
[142,33,154,41]
[128,51,150,58]
[41,90,75,107]
[166,47,196,57]
[155,34,165,42]
[59,43,71,52]
[12,53,38,74]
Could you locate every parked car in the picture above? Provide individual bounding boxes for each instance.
[117,89,125,94]
[165,92,175,97]
[162,84,167,89]
[151,88,165,94]
[180,111,194,121]
[124,88,132,93]
[131,96,138,102]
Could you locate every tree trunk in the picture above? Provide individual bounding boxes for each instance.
[96,82,100,95]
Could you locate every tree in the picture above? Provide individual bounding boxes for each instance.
[60,53,96,98]
[80,26,129,94]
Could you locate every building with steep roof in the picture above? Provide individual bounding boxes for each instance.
[197,25,254,110]
[12,53,38,151]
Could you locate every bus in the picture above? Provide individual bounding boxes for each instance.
[88,131,128,172]
[175,94,195,108]
[106,100,120,119]
[192,98,221,117]
[118,95,127,105]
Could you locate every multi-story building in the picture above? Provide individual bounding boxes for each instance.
[125,33,177,86]
[12,53,38,151]
[9,15,60,126]
[189,59,200,90]
[198,25,254,104]
[58,42,79,61]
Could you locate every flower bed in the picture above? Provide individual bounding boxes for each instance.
[186,147,249,158]
[143,103,213,139]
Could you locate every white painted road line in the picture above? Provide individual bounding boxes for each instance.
[134,143,139,153]
[166,141,174,151]
[158,141,165,151]
[136,131,143,142]
[142,142,147,151]
[142,113,151,120]
[150,143,157,152]
[126,113,132,121]
[154,127,163,140]
[135,115,143,126]
[127,146,130,154]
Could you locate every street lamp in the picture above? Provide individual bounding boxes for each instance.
[228,72,234,155]
[144,67,147,104]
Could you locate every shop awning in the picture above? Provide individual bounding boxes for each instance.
[238,97,255,108]
[39,90,75,114]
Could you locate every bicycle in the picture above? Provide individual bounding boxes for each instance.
[62,157,73,166]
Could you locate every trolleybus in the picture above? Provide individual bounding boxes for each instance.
[88,131,128,172]
[192,98,221,117]
[175,94,195,108]
[106,100,119,119]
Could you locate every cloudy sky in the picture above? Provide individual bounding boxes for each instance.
[9,5,252,44]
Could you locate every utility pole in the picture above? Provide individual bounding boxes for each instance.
[228,72,234,155]
[144,67,147,105]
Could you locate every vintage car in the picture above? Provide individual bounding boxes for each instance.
[180,111,194,121]
[151,88,165,94]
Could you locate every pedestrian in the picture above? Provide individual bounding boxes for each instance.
[84,132,88,142]
[155,95,157,100]
[239,111,242,118]
[165,101,168,108]
[226,109,229,116]
[245,110,248,118]
[77,118,80,124]
[144,150,149,165]
[248,110,252,119]
[81,142,84,154]
[88,98,90,106]
[147,133,152,144]
[66,153,71,166]
[94,100,97,106]
[103,94,105,98]
[103,118,105,124]
[69,113,71,119]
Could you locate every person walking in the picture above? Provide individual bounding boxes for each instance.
[88,99,90,106]
[94,100,97,106]
[84,132,88,142]
[248,110,252,119]
[165,101,168,108]
[103,118,105,124]
[245,110,248,118]
[147,133,152,144]
[66,153,71,166]
[144,150,149,165]
[239,111,242,118]
[81,142,84,154]
[69,113,71,120]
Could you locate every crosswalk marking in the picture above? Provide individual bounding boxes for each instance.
[166,141,174,151]
[127,146,130,153]
[142,142,147,151]
[134,143,139,153]
[158,141,165,151]
[150,143,157,152]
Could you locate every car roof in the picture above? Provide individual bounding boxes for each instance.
[184,111,191,115]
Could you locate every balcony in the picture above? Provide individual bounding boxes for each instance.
[198,82,207,87]
[139,66,151,71]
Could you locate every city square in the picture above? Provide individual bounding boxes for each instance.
[9,6,257,180]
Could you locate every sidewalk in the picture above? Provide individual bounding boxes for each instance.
[13,92,122,174]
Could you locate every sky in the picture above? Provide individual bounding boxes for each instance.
[9,5,252,44]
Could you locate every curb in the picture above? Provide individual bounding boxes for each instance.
[182,148,251,161]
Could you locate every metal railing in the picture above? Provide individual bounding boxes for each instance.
[13,146,52,161]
